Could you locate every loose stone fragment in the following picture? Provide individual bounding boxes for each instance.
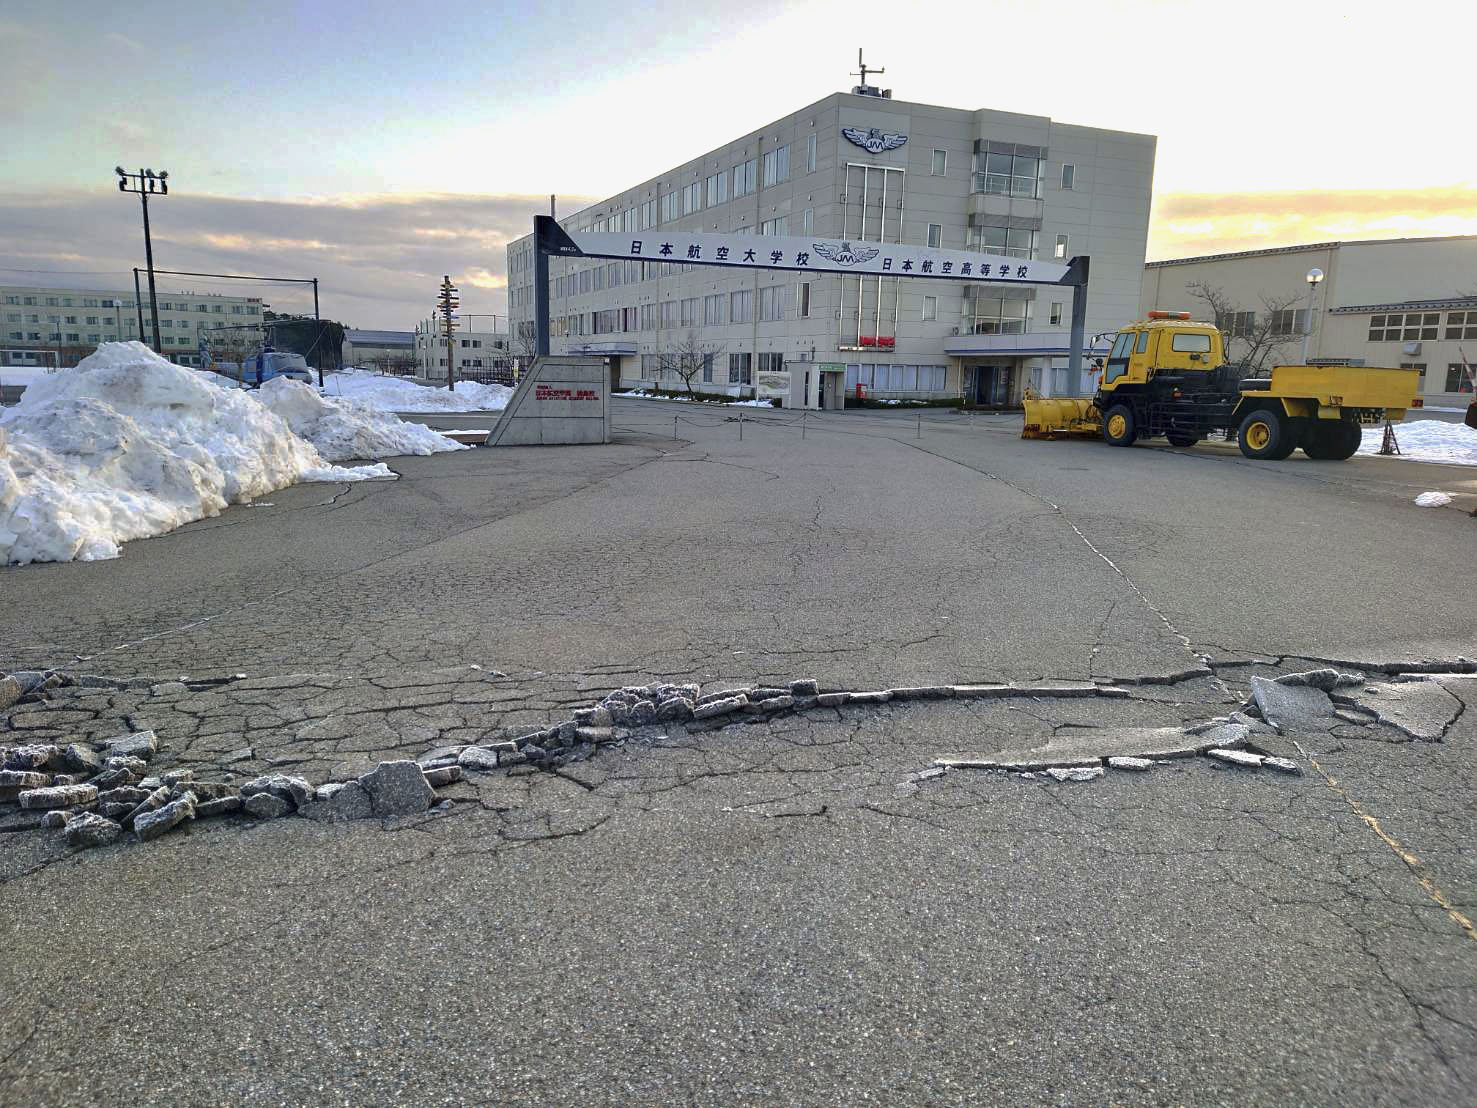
[240,774,313,811]
[311,781,372,822]
[134,793,196,841]
[0,676,20,710]
[626,700,658,726]
[243,792,290,819]
[696,688,748,706]
[0,770,50,790]
[124,786,171,825]
[163,769,195,786]
[657,697,694,722]
[358,760,434,818]
[574,707,613,728]
[19,783,98,810]
[62,744,104,774]
[195,795,244,817]
[458,746,499,771]
[5,745,59,771]
[848,691,892,704]
[1262,756,1303,775]
[692,694,748,720]
[1207,748,1264,768]
[1249,676,1335,732]
[575,726,614,743]
[888,686,954,700]
[1276,668,1341,692]
[104,731,159,761]
[816,692,849,707]
[789,679,820,697]
[556,721,578,742]
[41,809,73,829]
[1045,766,1104,782]
[51,774,81,786]
[97,786,152,807]
[422,765,462,788]
[755,694,794,711]
[66,813,122,849]
[1107,757,1153,772]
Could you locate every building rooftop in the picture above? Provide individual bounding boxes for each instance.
[344,329,414,345]
[1146,233,1477,268]
[1330,295,1477,315]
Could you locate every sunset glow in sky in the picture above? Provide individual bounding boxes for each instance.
[2,0,1472,326]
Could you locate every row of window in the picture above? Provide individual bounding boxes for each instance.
[1369,310,1477,342]
[845,364,950,393]
[1401,363,1476,393]
[2,294,257,315]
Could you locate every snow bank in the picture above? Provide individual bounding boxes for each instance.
[321,369,512,413]
[256,377,467,463]
[0,343,391,565]
[1359,419,1477,466]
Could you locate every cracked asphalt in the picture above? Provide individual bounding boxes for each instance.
[3,397,1475,1106]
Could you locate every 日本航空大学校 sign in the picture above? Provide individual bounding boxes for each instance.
[547,229,1073,286]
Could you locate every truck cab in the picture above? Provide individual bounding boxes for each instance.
[239,350,313,387]
[1101,311,1225,391]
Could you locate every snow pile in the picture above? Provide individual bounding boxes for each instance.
[321,369,513,413]
[1360,420,1477,466]
[0,343,391,565]
[256,377,467,463]
[620,389,777,407]
[1415,491,1453,507]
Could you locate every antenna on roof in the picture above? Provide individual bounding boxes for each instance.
[851,48,891,98]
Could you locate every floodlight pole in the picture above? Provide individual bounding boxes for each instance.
[1063,256,1091,385]
[116,167,168,353]
[132,269,146,341]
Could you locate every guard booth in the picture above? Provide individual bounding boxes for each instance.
[790,364,847,410]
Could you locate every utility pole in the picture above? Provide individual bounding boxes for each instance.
[438,275,459,390]
[116,167,168,353]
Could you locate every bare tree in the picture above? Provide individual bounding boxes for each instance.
[1185,282,1308,375]
[657,330,725,395]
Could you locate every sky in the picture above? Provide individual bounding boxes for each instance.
[3,0,1473,328]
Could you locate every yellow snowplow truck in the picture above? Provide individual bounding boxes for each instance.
[1023,311,1422,460]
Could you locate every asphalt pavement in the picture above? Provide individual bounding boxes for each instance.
[2,396,1475,1106]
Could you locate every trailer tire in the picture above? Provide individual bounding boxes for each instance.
[1302,419,1362,461]
[1166,432,1200,448]
[1238,408,1297,460]
[1103,404,1137,447]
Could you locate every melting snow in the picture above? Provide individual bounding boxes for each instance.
[1359,419,1477,466]
[1415,491,1454,507]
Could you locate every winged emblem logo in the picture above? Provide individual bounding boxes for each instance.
[842,126,908,154]
[812,241,881,266]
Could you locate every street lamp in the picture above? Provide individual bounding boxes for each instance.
[116,166,169,353]
[1301,267,1324,365]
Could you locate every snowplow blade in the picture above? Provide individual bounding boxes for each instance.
[1021,391,1100,440]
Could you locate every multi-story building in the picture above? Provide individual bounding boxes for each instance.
[505,86,1155,407]
[0,283,264,368]
[412,318,512,382]
[1141,235,1477,407]
[343,329,416,373]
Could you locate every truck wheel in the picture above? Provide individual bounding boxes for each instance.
[1103,404,1136,447]
[1302,420,1362,460]
[1238,409,1296,460]
[1166,432,1199,448]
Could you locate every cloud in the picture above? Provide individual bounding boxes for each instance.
[1150,185,1477,259]
[0,189,595,328]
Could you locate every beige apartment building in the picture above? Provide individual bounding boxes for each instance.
[1141,235,1477,406]
[507,86,1156,407]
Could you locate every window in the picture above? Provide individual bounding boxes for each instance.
[623,306,638,331]
[730,289,753,323]
[932,149,947,176]
[1054,234,1069,259]
[1060,164,1075,190]
[706,171,729,207]
[681,298,699,327]
[640,304,657,331]
[45,297,58,306]
[798,282,811,319]
[1368,312,1438,341]
[927,223,942,249]
[683,181,702,215]
[733,158,757,198]
[965,294,1030,335]
[1400,362,1427,386]
[702,354,715,383]
[758,285,788,322]
[762,144,789,186]
[759,217,787,236]
[967,225,1037,259]
[660,300,678,328]
[803,208,814,235]
[661,191,679,222]
[1447,364,1474,393]
[623,208,636,233]
[3,296,17,305]
[704,294,727,326]
[1216,310,1255,338]
[728,352,752,384]
[921,295,938,322]
[641,199,656,229]
[1269,309,1311,336]
[1135,331,1150,354]
[1444,310,1477,340]
[1170,333,1212,353]
[805,132,817,172]
[1049,302,1063,326]
[756,352,784,374]
[973,148,1042,198]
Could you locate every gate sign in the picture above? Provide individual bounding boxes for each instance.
[548,228,1073,286]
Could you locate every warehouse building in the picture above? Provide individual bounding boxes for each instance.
[1141,235,1477,407]
[506,84,1155,407]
